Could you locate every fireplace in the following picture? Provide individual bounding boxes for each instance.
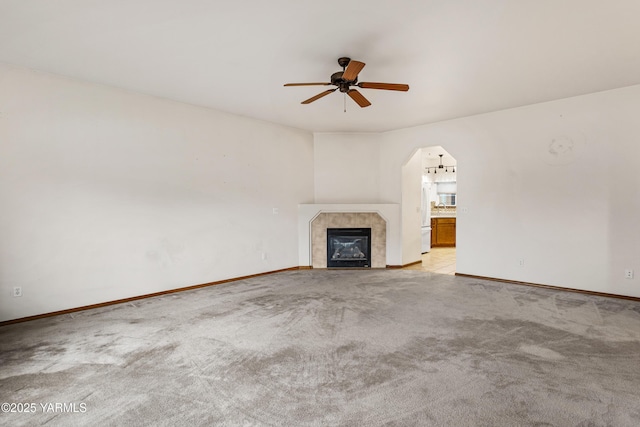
[327,228,372,268]
[307,211,387,268]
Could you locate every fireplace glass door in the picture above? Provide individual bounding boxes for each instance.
[327,228,372,268]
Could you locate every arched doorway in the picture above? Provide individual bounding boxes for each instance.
[406,145,458,274]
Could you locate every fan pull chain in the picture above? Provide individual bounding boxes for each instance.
[344,93,346,113]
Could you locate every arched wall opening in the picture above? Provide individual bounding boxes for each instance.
[400,146,458,270]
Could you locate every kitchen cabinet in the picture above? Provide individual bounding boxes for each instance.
[431,218,456,247]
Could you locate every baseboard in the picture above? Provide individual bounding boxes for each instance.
[386,260,422,269]
[12,268,633,327]
[0,267,301,327]
[298,266,313,270]
[455,273,640,302]
[404,260,423,267]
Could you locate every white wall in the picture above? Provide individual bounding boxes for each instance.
[380,85,640,298]
[313,133,381,203]
[3,66,639,323]
[401,150,423,265]
[0,64,314,322]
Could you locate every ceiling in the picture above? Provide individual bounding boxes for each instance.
[1,0,640,133]
[423,146,456,165]
[422,146,456,178]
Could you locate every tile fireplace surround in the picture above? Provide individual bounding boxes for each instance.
[298,204,401,268]
[311,212,386,268]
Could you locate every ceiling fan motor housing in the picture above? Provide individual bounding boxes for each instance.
[331,71,358,92]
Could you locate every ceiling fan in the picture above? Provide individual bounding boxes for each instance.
[284,57,409,108]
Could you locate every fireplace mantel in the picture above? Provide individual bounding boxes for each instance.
[298,204,401,268]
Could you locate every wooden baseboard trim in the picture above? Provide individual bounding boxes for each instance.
[0,267,301,327]
[298,266,313,270]
[455,273,640,302]
[403,260,423,268]
[387,260,422,269]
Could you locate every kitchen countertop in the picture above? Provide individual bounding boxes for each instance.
[431,213,456,218]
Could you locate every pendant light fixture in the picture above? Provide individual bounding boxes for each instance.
[425,154,456,174]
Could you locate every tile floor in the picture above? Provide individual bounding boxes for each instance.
[404,247,456,275]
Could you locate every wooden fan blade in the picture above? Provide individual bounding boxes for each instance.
[347,89,371,108]
[301,88,337,104]
[358,82,410,91]
[284,82,331,87]
[342,60,365,81]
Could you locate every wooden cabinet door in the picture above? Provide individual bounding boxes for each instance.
[432,218,456,247]
[431,218,437,247]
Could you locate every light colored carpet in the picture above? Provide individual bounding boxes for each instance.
[1,270,640,426]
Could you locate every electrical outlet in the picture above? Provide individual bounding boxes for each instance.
[518,259,525,267]
[625,269,634,279]
[272,208,279,215]
[261,252,267,261]
[13,286,22,297]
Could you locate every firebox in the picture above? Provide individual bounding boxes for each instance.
[327,228,372,268]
